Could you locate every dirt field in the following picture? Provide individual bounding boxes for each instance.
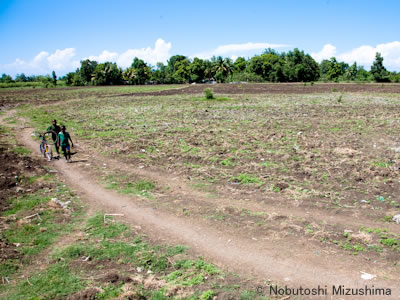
[1,83,400,299]
[126,82,400,96]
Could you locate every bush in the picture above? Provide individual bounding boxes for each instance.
[203,88,214,99]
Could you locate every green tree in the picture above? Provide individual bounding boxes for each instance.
[173,58,190,83]
[15,73,27,82]
[92,62,122,85]
[123,57,151,84]
[232,57,247,73]
[51,71,57,86]
[283,48,319,82]
[370,52,389,82]
[326,57,343,81]
[0,74,14,83]
[79,59,98,85]
[212,56,233,83]
[355,66,372,81]
[189,57,207,83]
[151,62,168,83]
[40,75,52,88]
[249,53,285,82]
[319,59,330,79]
[165,55,189,83]
[344,62,358,80]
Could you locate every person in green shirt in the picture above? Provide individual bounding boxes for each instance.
[47,120,61,158]
[58,125,74,163]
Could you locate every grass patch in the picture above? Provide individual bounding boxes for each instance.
[3,193,51,216]
[371,160,394,168]
[5,262,83,299]
[166,257,220,286]
[220,158,235,167]
[193,96,232,102]
[104,175,155,198]
[86,214,129,239]
[233,173,263,185]
[11,146,32,155]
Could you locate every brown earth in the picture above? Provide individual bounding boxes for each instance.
[0,139,50,266]
[2,85,400,298]
[8,122,399,299]
[2,83,400,110]
[122,82,400,97]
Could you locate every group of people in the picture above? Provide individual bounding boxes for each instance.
[47,120,74,162]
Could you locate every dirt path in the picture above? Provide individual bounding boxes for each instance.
[7,122,396,299]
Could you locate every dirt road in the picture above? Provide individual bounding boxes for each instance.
[12,122,399,299]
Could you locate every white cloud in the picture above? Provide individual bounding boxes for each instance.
[4,48,79,76]
[193,42,289,59]
[311,44,337,62]
[312,42,400,70]
[48,48,77,70]
[117,38,171,67]
[2,39,172,76]
[88,50,118,64]
[86,38,171,68]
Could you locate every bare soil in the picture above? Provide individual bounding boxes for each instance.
[124,83,400,97]
[2,85,400,298]
[13,125,400,299]
[0,140,49,266]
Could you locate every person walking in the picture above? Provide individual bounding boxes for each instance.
[58,125,74,163]
[47,119,61,158]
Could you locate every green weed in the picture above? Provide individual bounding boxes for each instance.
[12,146,32,155]
[204,88,214,99]
[5,262,83,299]
[220,158,235,167]
[233,173,263,185]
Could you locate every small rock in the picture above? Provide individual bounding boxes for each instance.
[16,187,24,193]
[40,227,47,232]
[393,214,400,224]
[275,182,289,190]
[361,272,376,280]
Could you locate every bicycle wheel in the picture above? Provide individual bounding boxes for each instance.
[40,143,46,158]
[43,130,59,147]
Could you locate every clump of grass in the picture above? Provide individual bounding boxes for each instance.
[380,238,399,247]
[220,158,235,167]
[203,88,214,99]
[233,173,263,185]
[12,146,32,155]
[166,257,220,286]
[6,263,83,299]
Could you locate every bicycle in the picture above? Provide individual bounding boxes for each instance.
[35,130,59,161]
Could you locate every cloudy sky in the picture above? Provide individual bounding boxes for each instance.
[1,0,400,76]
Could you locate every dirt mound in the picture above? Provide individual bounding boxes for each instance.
[0,238,19,262]
[0,148,46,212]
[101,272,132,284]
[67,288,100,300]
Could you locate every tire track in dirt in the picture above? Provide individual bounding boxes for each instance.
[14,125,400,299]
[76,140,400,235]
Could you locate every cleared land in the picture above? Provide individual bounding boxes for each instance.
[1,83,400,299]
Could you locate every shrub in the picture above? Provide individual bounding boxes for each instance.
[203,88,214,99]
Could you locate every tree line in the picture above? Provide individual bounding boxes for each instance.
[2,49,399,86]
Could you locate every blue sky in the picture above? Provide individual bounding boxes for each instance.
[1,0,400,76]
